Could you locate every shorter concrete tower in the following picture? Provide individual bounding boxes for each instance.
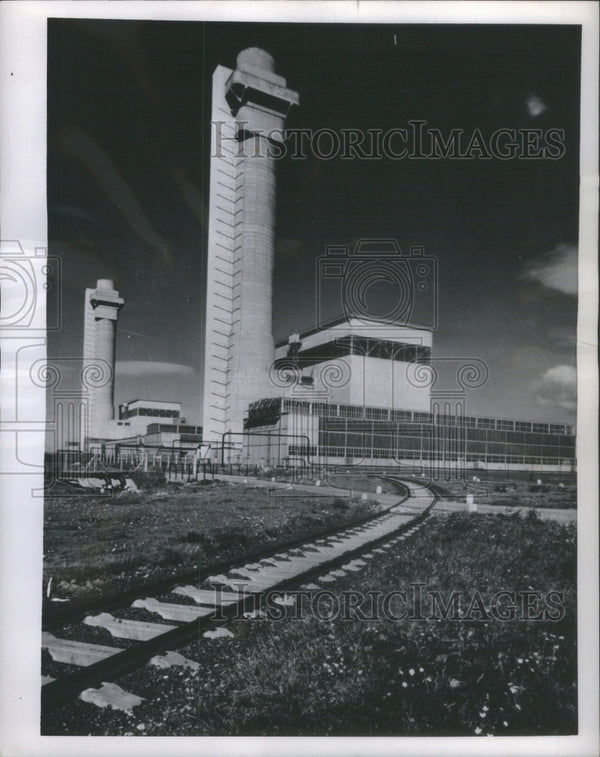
[82,279,124,443]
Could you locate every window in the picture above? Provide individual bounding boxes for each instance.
[372,435,395,450]
[366,407,389,420]
[414,412,432,423]
[288,400,310,415]
[320,432,346,447]
[391,409,412,422]
[497,419,514,431]
[467,429,487,441]
[312,402,338,417]
[347,447,369,457]
[339,404,364,419]
[515,421,532,432]
[286,336,431,368]
[288,444,316,456]
[436,413,457,426]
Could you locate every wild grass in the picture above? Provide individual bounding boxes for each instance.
[43,480,378,601]
[186,511,576,736]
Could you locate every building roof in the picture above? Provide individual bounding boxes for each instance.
[275,314,433,348]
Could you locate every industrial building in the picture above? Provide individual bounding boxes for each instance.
[242,397,575,473]
[76,47,575,476]
[80,280,201,457]
[200,48,576,474]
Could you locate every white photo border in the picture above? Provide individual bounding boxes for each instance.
[0,2,597,756]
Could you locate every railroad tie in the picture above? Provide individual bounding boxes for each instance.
[42,632,121,667]
[301,543,334,554]
[83,612,176,641]
[203,627,234,640]
[318,574,337,583]
[132,598,215,622]
[206,575,251,592]
[171,586,242,606]
[79,682,144,713]
[149,651,200,671]
[229,567,261,579]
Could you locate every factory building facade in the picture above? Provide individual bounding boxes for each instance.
[241,397,575,473]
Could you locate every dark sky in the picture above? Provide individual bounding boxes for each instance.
[47,19,581,426]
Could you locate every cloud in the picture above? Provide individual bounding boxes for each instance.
[116,361,195,378]
[170,166,208,230]
[533,364,576,412]
[521,243,577,295]
[526,94,547,117]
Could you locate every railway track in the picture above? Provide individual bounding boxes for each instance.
[41,477,436,713]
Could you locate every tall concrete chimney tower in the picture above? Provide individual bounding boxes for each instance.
[202,49,299,451]
[82,278,124,443]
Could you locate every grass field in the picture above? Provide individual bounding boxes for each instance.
[274,470,577,510]
[43,478,381,602]
[43,508,576,737]
[431,478,577,510]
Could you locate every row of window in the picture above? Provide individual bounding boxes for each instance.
[288,445,317,456]
[267,397,574,435]
[146,423,202,434]
[318,433,575,458]
[313,446,575,465]
[120,407,180,419]
[279,336,431,369]
[318,421,575,449]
